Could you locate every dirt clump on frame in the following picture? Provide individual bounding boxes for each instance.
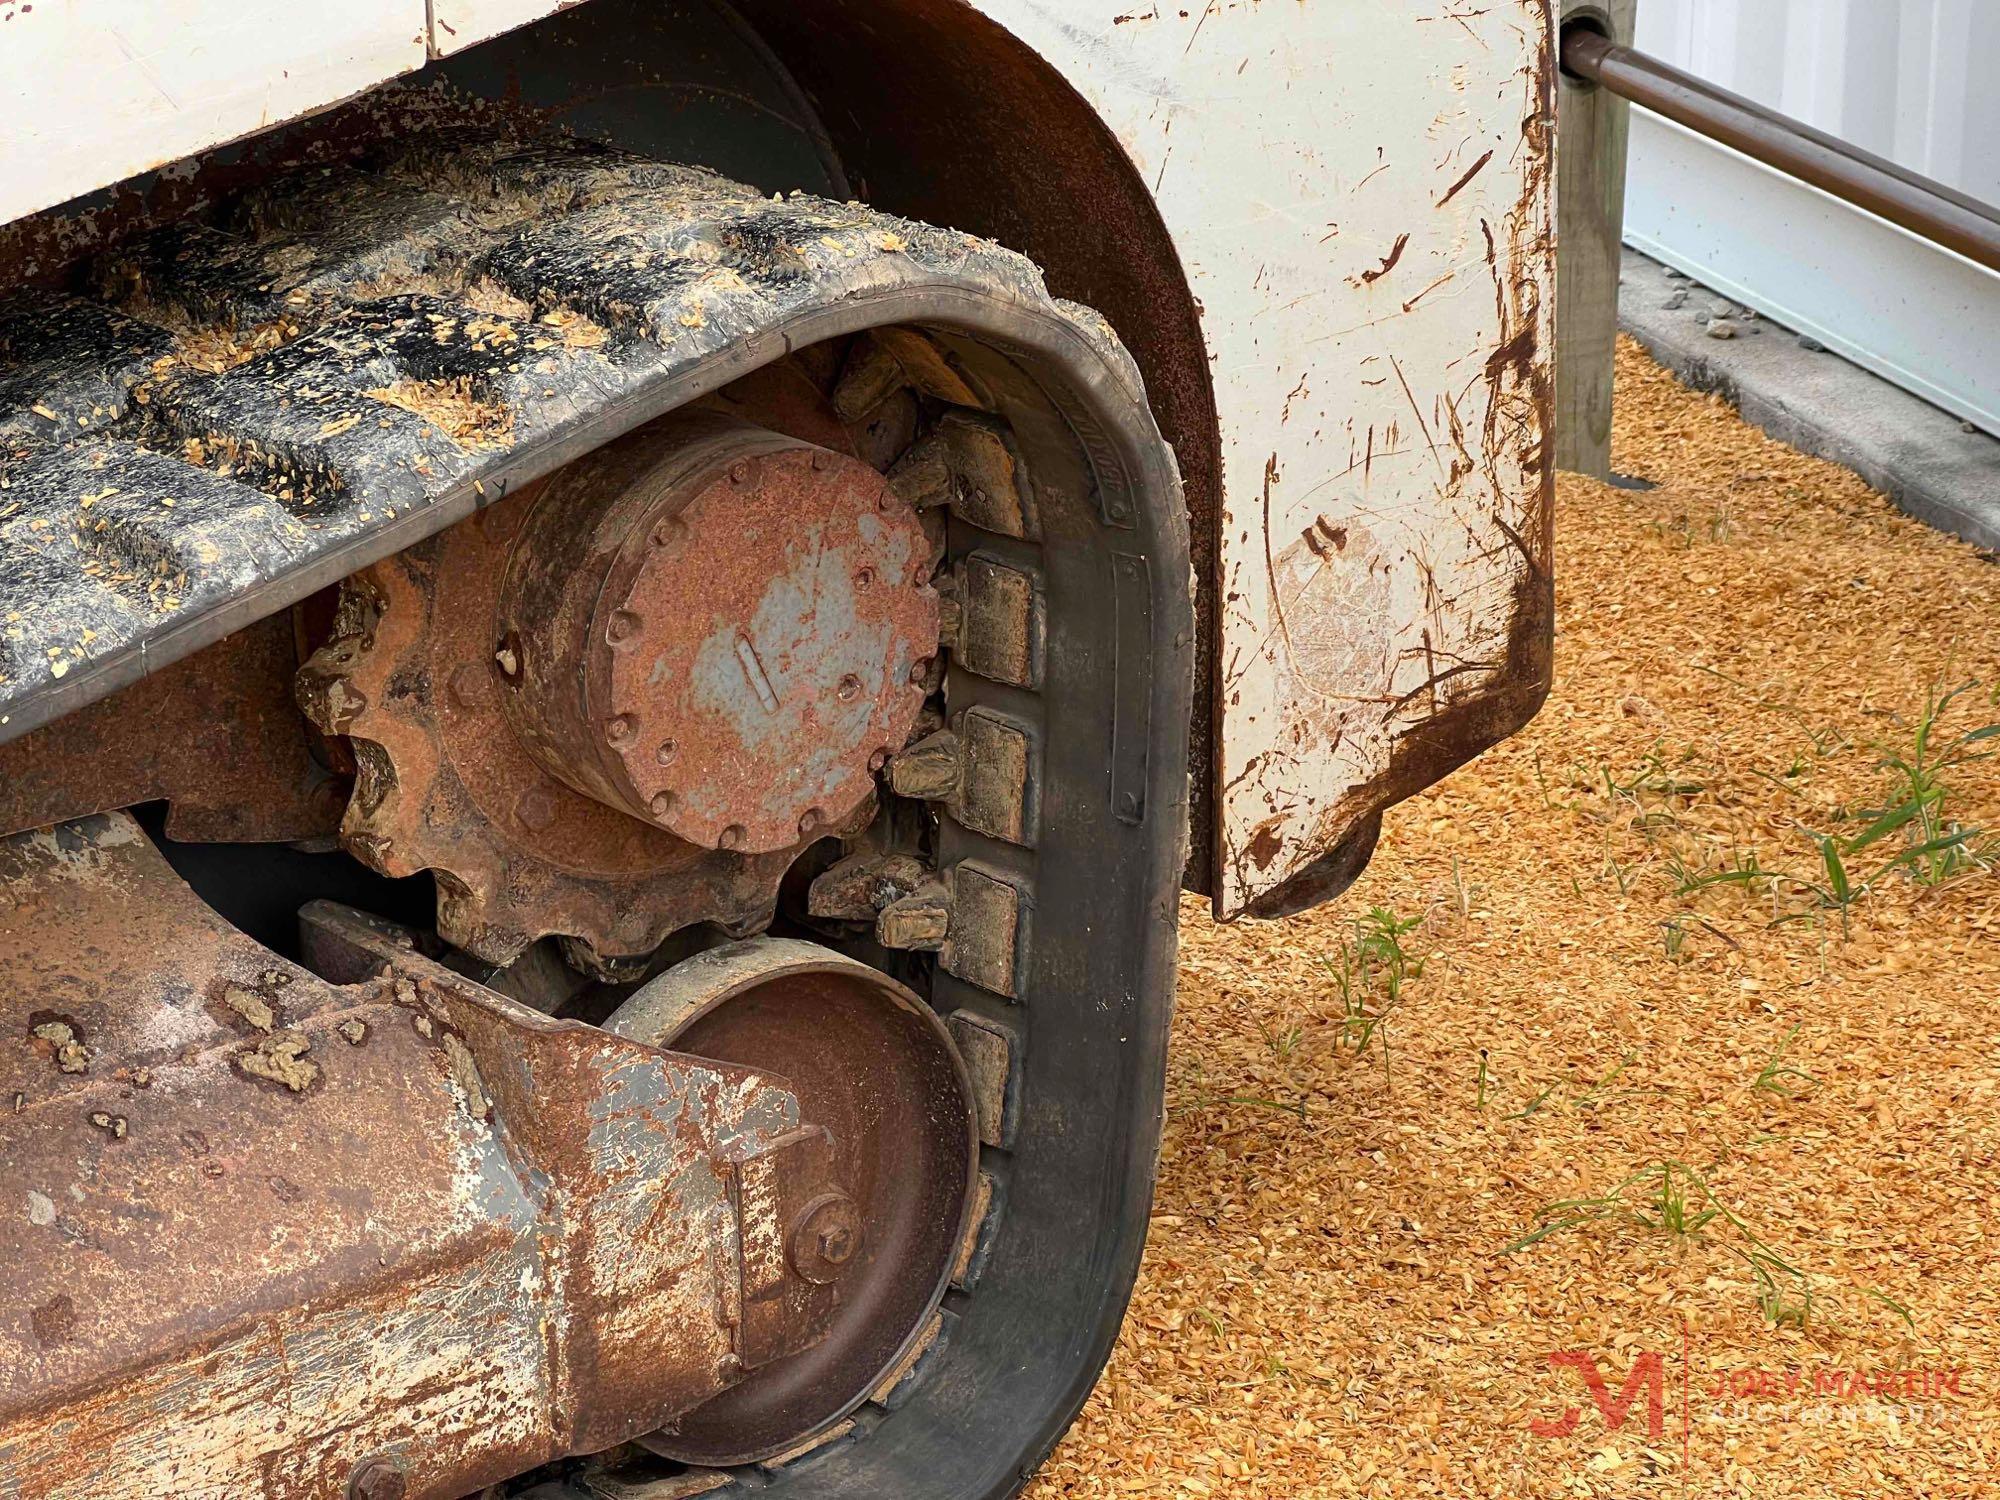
[1029,339,2000,1498]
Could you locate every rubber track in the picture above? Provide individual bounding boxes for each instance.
[0,136,1094,744]
[0,133,1197,1500]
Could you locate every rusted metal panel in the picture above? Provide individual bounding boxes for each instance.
[964,1,1557,915]
[0,814,845,1499]
[301,908,837,1460]
[1,0,1553,923]
[0,612,339,843]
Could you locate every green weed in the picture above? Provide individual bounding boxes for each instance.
[1751,1024,1815,1099]
[1863,675,1999,887]
[1260,1021,1304,1061]
[1323,905,1429,1078]
[1502,1083,1557,1121]
[1687,659,1850,759]
[1221,1093,1309,1124]
[1573,1050,1640,1111]
[1505,1157,1907,1332]
[1505,1159,1814,1326]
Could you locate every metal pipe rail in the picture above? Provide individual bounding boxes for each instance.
[1559,24,2000,276]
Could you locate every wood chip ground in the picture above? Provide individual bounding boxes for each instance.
[1026,340,2000,1497]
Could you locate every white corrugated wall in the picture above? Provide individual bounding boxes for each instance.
[1636,0,2000,200]
[1624,0,2000,432]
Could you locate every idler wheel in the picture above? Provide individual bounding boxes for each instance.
[605,938,977,1466]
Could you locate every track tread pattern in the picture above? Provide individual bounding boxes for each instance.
[0,136,1066,739]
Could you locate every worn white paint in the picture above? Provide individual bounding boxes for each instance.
[973,2,1555,913]
[0,0,1556,918]
[0,0,426,225]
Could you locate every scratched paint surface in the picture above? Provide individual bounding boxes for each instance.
[980,0,1557,915]
[0,820,808,1496]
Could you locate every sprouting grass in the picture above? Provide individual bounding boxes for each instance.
[1751,1024,1815,1099]
[1181,1059,1312,1129]
[1503,1156,1909,1332]
[1495,1049,1642,1121]
[1707,494,1735,543]
[1322,905,1429,1079]
[1602,744,1707,805]
[1666,730,1994,934]
[1660,914,1739,964]
[1531,749,1574,812]
[1861,674,2000,887]
[1505,1158,1815,1327]
[1537,675,1994,940]
[1686,659,1850,759]
[1502,1082,1557,1121]
[1863,1288,1918,1334]
[1445,855,1474,928]
[1573,1050,1640,1110]
[1475,1048,1492,1111]
[1506,1160,1722,1252]
[1668,843,1778,904]
[1221,1094,1308,1122]
[1642,504,1733,550]
[1259,1020,1303,1061]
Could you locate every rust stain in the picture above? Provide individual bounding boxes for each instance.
[0,819,860,1497]
[0,615,338,845]
[1436,147,1495,206]
[1358,231,1411,284]
[1245,819,1284,872]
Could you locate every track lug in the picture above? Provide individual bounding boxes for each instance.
[944,1012,1018,1150]
[830,335,910,422]
[886,430,953,511]
[887,728,962,802]
[956,553,1043,689]
[875,881,952,951]
[806,851,928,922]
[888,412,1036,538]
[938,864,1025,998]
[951,708,1037,847]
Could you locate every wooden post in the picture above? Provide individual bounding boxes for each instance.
[1556,0,1638,479]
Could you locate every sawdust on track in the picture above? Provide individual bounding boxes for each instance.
[1028,339,2000,1498]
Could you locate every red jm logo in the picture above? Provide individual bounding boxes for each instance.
[1531,1350,1667,1440]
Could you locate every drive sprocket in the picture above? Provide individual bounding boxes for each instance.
[297,400,940,966]
[296,498,784,965]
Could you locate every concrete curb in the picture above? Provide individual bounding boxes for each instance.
[1618,249,2000,554]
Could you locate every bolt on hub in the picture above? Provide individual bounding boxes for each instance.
[499,412,941,854]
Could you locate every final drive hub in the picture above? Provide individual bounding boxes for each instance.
[499,413,942,854]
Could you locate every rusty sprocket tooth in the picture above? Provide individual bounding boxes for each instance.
[297,491,797,966]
